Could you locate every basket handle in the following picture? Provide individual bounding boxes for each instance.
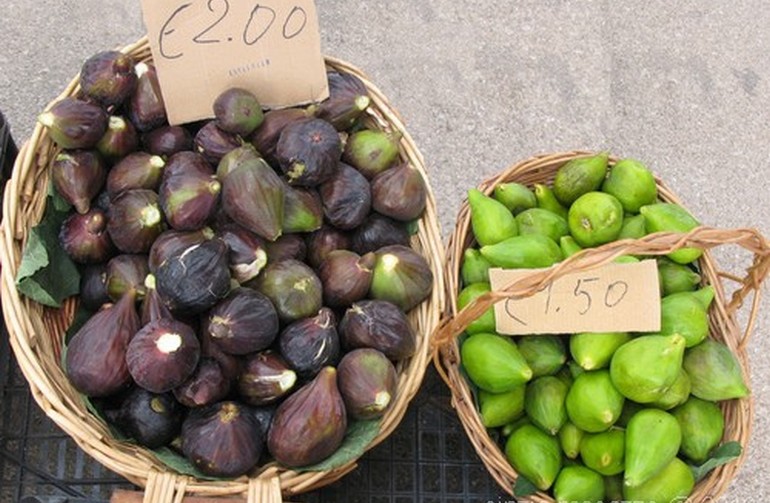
[432,226,770,360]
[125,469,283,502]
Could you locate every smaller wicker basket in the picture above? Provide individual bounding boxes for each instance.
[0,37,446,502]
[432,151,770,502]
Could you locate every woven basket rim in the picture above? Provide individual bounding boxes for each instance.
[433,150,770,502]
[0,36,447,501]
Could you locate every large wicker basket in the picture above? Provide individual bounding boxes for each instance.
[433,151,770,502]
[0,37,446,502]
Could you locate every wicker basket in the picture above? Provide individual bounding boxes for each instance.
[432,151,770,502]
[0,37,446,502]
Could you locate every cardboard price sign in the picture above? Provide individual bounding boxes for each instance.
[488,260,661,335]
[140,0,328,125]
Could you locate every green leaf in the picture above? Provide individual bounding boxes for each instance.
[295,419,382,472]
[690,441,742,482]
[513,474,539,498]
[152,447,228,481]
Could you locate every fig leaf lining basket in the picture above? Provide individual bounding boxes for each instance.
[432,150,770,502]
[0,36,446,502]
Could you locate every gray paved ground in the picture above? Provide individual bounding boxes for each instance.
[1,1,769,501]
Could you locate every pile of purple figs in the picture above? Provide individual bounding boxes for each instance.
[39,50,433,477]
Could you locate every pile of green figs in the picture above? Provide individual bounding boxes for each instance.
[40,50,434,477]
[459,153,749,502]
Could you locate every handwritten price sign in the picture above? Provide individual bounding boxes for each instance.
[488,260,661,335]
[141,0,328,125]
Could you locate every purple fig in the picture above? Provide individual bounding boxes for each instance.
[221,156,284,241]
[267,367,347,467]
[51,149,106,214]
[107,152,166,196]
[142,125,193,156]
[338,348,397,420]
[194,121,241,165]
[264,234,307,264]
[370,162,427,221]
[148,228,213,273]
[306,225,351,269]
[278,308,340,378]
[319,162,371,230]
[217,223,267,283]
[213,87,264,136]
[251,406,276,441]
[216,143,263,180]
[318,250,375,308]
[140,275,173,325]
[313,71,370,131]
[38,98,109,149]
[255,259,323,322]
[282,183,323,233]
[249,108,310,165]
[114,388,182,449]
[204,288,279,355]
[181,401,262,477]
[79,50,137,107]
[238,351,297,406]
[342,129,401,179]
[79,263,110,311]
[370,245,433,311]
[65,290,140,397]
[162,150,214,181]
[128,63,166,132]
[159,156,221,230]
[107,189,164,253]
[96,115,139,160]
[59,208,115,264]
[174,358,231,408]
[276,118,341,186]
[127,318,200,393]
[339,299,416,360]
[105,254,149,302]
[351,213,410,254]
[200,329,242,383]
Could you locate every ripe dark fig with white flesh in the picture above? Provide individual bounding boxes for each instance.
[370,245,433,311]
[282,184,323,233]
[39,98,109,149]
[107,189,164,253]
[155,239,231,316]
[148,228,213,273]
[51,149,106,214]
[126,317,200,393]
[142,125,193,156]
[128,63,167,132]
[351,213,410,255]
[79,50,137,107]
[305,225,351,269]
[159,155,221,230]
[106,254,149,301]
[204,288,279,355]
[255,259,323,322]
[96,115,138,160]
[213,87,264,136]
[79,263,110,311]
[181,401,261,477]
[278,308,340,378]
[319,162,372,230]
[264,234,307,263]
[276,118,341,186]
[370,162,427,221]
[107,152,165,196]
[342,129,401,179]
[140,275,173,325]
[65,290,140,397]
[217,223,267,283]
[339,299,416,360]
[267,367,347,467]
[249,108,309,165]
[59,208,115,264]
[174,358,231,408]
[338,348,397,420]
[194,121,241,165]
[238,351,297,406]
[314,71,370,131]
[115,388,183,449]
[318,250,375,308]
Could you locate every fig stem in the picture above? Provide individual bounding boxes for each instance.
[355,95,371,112]
[38,111,55,127]
[149,155,166,169]
[156,332,182,354]
[374,391,391,410]
[380,253,400,272]
[141,205,162,227]
[108,116,127,129]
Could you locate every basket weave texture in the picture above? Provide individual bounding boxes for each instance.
[432,150,770,502]
[0,37,446,502]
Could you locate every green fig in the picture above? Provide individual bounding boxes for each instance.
[602,158,658,213]
[221,155,284,241]
[460,248,491,285]
[505,424,562,491]
[479,386,526,428]
[559,235,583,258]
[558,421,584,459]
[553,152,609,206]
[213,87,264,136]
[617,214,647,240]
[623,457,694,502]
[568,192,624,247]
[568,360,586,380]
[525,376,569,435]
[565,370,625,433]
[461,333,533,392]
[651,369,691,410]
[553,465,605,503]
[604,474,624,502]
[613,255,640,264]
[493,182,537,214]
[502,416,532,437]
[609,334,686,403]
[369,245,433,311]
[517,335,567,376]
[658,291,709,348]
[657,258,701,296]
[616,400,645,428]
[457,283,495,334]
[671,397,725,463]
[515,208,569,242]
[282,184,323,233]
[640,203,702,264]
[467,188,518,246]
[570,332,632,371]
[38,98,108,149]
[256,259,323,323]
[480,234,563,269]
[683,339,749,401]
[580,429,625,476]
[342,128,400,179]
[534,183,569,219]
[691,284,715,309]
[624,408,682,488]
